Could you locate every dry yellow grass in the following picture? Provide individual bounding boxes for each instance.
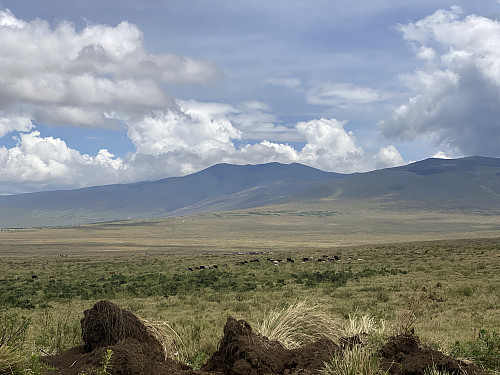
[255,301,343,348]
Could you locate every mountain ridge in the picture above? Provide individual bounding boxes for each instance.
[1,156,499,228]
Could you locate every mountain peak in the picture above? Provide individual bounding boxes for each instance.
[1,156,499,228]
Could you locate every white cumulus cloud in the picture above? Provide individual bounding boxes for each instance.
[0,8,217,129]
[0,9,407,194]
[379,6,500,156]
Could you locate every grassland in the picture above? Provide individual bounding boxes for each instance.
[2,202,500,256]
[0,205,499,373]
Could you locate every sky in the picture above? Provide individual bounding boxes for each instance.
[1,0,500,194]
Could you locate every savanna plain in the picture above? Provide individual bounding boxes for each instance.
[1,204,500,374]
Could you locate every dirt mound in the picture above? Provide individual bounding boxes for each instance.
[379,334,487,375]
[42,339,196,375]
[80,300,164,357]
[42,302,339,375]
[42,300,197,375]
[202,316,340,375]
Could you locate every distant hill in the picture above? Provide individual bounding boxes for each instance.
[1,156,499,228]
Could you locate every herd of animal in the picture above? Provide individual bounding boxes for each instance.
[15,255,354,280]
[187,255,346,271]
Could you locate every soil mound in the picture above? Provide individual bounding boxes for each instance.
[379,334,487,375]
[202,316,340,375]
[42,300,197,375]
[42,303,339,375]
[80,300,163,357]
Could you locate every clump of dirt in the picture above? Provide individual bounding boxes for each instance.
[80,300,164,358]
[202,316,340,375]
[42,300,197,375]
[379,334,487,375]
[42,302,339,375]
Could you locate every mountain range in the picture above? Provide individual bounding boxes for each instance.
[1,156,499,228]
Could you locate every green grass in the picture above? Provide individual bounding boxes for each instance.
[450,329,500,370]
[0,209,499,373]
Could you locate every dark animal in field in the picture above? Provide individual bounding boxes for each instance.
[286,258,294,263]
[199,266,206,270]
[188,267,193,271]
[212,265,218,269]
[31,275,38,279]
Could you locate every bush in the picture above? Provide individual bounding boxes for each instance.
[450,329,500,371]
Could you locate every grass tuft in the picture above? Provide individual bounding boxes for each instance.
[256,300,342,349]
[322,345,386,375]
[422,365,452,375]
[343,314,387,337]
[140,318,183,361]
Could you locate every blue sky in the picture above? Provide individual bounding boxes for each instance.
[1,0,500,194]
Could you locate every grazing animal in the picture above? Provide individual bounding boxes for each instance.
[212,265,218,269]
[286,258,294,263]
[188,267,194,271]
[31,275,38,279]
[199,266,206,270]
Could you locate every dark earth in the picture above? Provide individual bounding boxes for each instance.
[42,301,488,375]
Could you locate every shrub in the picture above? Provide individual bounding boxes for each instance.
[450,329,500,371]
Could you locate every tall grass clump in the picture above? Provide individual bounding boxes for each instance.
[34,309,81,354]
[0,311,30,348]
[256,301,342,349]
[323,344,386,375]
[343,314,387,337]
[139,318,183,361]
[0,311,30,375]
[171,319,218,369]
[342,313,388,350]
[0,346,27,375]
